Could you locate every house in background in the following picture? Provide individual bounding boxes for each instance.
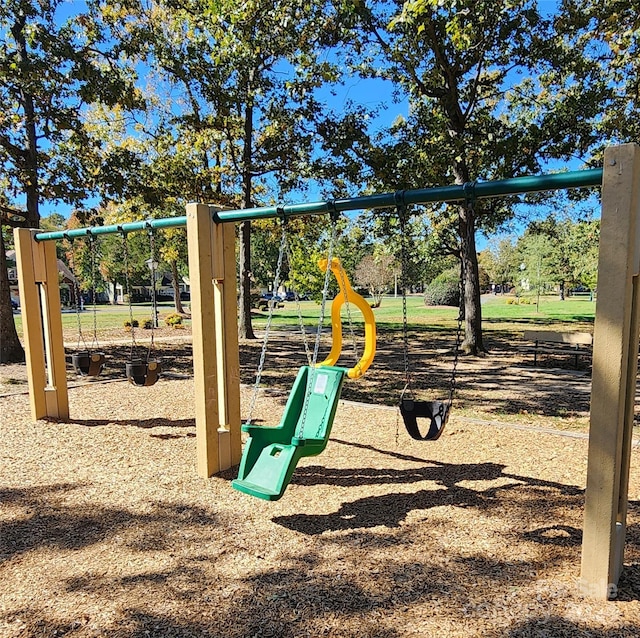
[108,271,190,304]
[6,249,77,308]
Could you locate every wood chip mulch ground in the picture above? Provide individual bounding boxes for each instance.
[1,329,640,637]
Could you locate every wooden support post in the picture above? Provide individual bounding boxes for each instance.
[186,203,242,477]
[581,143,640,599]
[13,228,69,420]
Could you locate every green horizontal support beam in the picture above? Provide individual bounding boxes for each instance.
[35,215,188,242]
[35,167,603,241]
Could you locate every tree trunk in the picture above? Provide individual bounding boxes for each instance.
[0,231,25,363]
[237,98,256,340]
[13,13,39,226]
[238,220,255,339]
[170,260,184,314]
[1,14,38,362]
[458,203,485,355]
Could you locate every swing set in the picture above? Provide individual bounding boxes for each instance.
[16,145,639,598]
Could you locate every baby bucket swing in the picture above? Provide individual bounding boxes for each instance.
[122,226,162,387]
[396,200,463,441]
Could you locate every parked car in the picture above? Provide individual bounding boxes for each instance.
[11,297,19,310]
[257,293,284,311]
[279,291,308,301]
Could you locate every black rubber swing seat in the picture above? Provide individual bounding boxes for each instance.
[68,351,106,377]
[400,399,450,441]
[126,359,161,387]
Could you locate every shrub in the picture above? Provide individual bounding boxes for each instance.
[424,268,460,307]
[143,319,154,329]
[164,312,183,327]
[124,319,139,329]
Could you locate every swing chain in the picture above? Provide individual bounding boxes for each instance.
[299,212,338,440]
[311,213,337,368]
[447,200,469,409]
[69,237,88,351]
[245,218,289,426]
[336,260,360,373]
[398,201,412,400]
[285,241,312,366]
[448,302,463,409]
[147,227,158,361]
[122,230,138,358]
[89,234,100,349]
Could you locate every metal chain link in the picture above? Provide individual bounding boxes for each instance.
[448,296,464,409]
[298,215,338,440]
[122,231,138,360]
[398,204,412,401]
[336,261,360,374]
[245,222,289,426]
[89,235,100,350]
[285,241,312,365]
[73,266,87,351]
[311,220,337,367]
[68,238,87,351]
[147,228,157,362]
[398,201,462,411]
[447,202,469,410]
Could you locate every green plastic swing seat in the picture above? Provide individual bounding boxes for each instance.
[232,365,347,501]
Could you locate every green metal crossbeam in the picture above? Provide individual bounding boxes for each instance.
[34,167,603,241]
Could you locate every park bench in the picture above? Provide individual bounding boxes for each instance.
[523,330,593,369]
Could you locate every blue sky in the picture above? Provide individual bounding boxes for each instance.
[38,0,599,249]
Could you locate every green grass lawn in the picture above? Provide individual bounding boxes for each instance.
[252,293,596,332]
[11,293,596,338]
[11,301,187,338]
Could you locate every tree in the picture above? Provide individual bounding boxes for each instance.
[0,201,25,362]
[554,0,639,153]
[518,215,600,301]
[479,236,519,293]
[568,219,599,293]
[515,231,555,300]
[325,0,605,354]
[0,0,141,362]
[355,253,396,307]
[100,0,345,339]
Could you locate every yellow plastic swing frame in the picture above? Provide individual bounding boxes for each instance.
[317,257,376,379]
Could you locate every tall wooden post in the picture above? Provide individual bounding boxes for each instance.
[581,143,640,598]
[186,203,242,477]
[13,228,69,420]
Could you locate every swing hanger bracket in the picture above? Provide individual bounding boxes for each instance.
[394,189,407,209]
[326,201,340,224]
[462,181,477,207]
